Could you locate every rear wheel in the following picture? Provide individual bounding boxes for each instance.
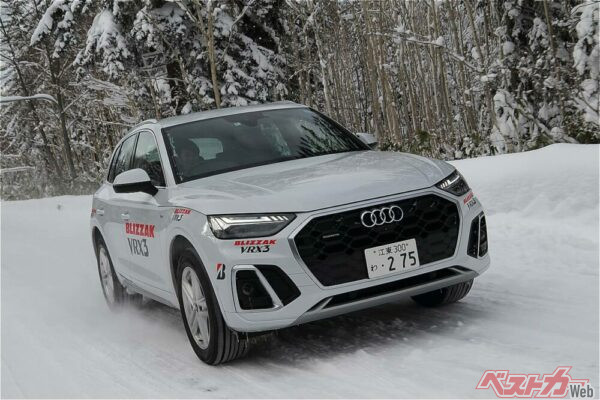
[411,279,474,307]
[176,248,248,365]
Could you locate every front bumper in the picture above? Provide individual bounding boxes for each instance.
[214,187,490,332]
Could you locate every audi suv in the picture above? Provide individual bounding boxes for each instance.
[90,101,490,364]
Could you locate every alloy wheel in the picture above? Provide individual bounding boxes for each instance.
[181,266,210,349]
[98,246,115,304]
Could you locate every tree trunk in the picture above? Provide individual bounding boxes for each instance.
[0,17,63,181]
[45,47,77,181]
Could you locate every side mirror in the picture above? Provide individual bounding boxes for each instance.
[113,168,158,196]
[356,132,378,149]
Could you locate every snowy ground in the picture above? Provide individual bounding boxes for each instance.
[1,144,598,398]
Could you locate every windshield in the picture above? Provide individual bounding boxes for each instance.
[162,107,368,183]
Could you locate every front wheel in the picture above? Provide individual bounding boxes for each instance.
[96,237,127,309]
[411,279,474,307]
[176,248,248,365]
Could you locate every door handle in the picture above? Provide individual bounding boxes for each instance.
[96,208,105,216]
[120,212,130,221]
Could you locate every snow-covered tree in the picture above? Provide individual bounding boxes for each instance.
[1,0,598,200]
[571,2,599,142]
[75,0,287,115]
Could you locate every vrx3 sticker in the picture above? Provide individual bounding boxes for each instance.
[172,208,191,221]
[234,239,277,253]
[128,237,149,257]
[463,191,477,210]
[216,263,226,280]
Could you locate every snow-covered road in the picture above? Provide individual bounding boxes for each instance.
[1,144,598,398]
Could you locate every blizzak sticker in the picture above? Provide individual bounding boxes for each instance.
[125,222,155,238]
[216,263,226,280]
[476,366,594,398]
[172,208,191,221]
[463,191,477,209]
[234,239,277,253]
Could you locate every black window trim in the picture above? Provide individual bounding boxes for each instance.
[132,129,167,188]
[107,132,139,185]
[106,142,122,183]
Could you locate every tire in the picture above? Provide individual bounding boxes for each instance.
[95,236,128,310]
[411,279,474,307]
[176,247,249,365]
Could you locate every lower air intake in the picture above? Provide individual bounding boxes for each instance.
[235,270,273,310]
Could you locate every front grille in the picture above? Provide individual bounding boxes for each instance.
[294,194,460,286]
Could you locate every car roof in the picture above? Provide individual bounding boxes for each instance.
[153,101,307,129]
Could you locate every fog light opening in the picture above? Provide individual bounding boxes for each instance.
[235,269,274,310]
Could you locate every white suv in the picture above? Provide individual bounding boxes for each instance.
[91,102,490,364]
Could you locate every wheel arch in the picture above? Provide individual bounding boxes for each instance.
[91,226,103,257]
[167,228,234,323]
[169,234,203,298]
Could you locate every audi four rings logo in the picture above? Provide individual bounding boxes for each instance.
[360,206,404,228]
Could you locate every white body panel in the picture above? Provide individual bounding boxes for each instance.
[91,102,490,332]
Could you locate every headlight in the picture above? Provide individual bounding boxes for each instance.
[436,170,470,196]
[208,214,296,239]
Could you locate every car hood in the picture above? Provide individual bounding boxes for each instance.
[170,151,454,214]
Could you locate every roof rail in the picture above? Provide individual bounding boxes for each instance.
[130,118,158,130]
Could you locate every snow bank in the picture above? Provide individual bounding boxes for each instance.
[1,144,598,398]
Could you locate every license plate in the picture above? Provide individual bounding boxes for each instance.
[364,239,421,279]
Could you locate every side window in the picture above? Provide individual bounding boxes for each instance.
[133,131,165,187]
[112,134,137,182]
